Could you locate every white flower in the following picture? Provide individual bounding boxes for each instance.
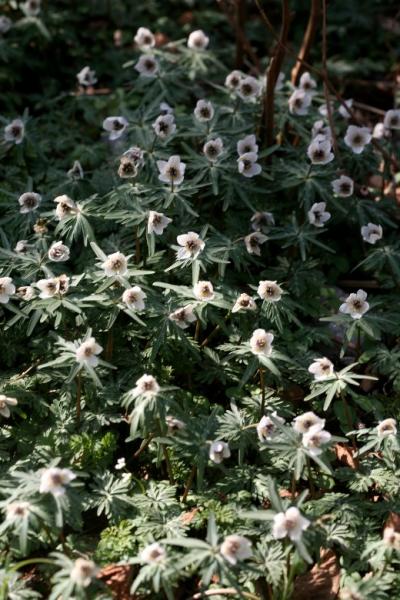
[123,146,144,166]
[152,114,176,139]
[244,232,267,256]
[36,275,69,298]
[302,424,332,456]
[0,16,12,35]
[194,99,214,122]
[225,70,243,90]
[54,194,78,220]
[15,240,29,253]
[257,280,283,302]
[0,277,15,304]
[133,374,160,397]
[338,98,353,119]
[250,329,274,356]
[308,357,334,380]
[75,337,103,367]
[372,122,386,139]
[299,72,317,94]
[118,157,138,179]
[377,418,397,438]
[187,29,209,50]
[193,281,214,302]
[237,134,258,156]
[68,160,84,179]
[319,101,335,117]
[257,412,284,442]
[0,394,17,418]
[311,120,332,140]
[361,223,383,245]
[251,211,275,231]
[169,304,197,329]
[102,252,128,277]
[48,241,70,262]
[238,152,262,178]
[122,286,146,311]
[115,458,126,470]
[176,231,205,260]
[17,285,36,301]
[39,467,76,497]
[293,411,325,434]
[18,192,41,214]
[157,155,186,187]
[209,440,230,464]
[308,202,331,227]
[5,501,31,521]
[331,175,354,197]
[237,76,261,101]
[339,289,369,319]
[4,118,25,144]
[102,116,128,140]
[141,542,166,563]
[272,506,310,541]
[344,125,372,154]
[70,559,97,588]
[232,293,256,313]
[383,527,400,550]
[383,109,400,130]
[147,211,172,235]
[220,535,252,565]
[21,0,41,16]
[307,135,334,164]
[166,415,185,434]
[134,26,155,49]
[288,89,312,115]
[77,66,97,87]
[134,54,158,77]
[274,71,285,91]
[203,137,223,161]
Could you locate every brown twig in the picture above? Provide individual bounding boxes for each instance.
[133,434,155,458]
[218,0,260,72]
[181,464,197,503]
[321,0,339,157]
[291,0,320,85]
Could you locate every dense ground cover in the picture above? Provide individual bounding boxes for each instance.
[1,0,400,598]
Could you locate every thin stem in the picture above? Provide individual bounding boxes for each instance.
[133,433,155,458]
[76,371,82,426]
[182,464,197,503]
[290,471,296,501]
[305,162,313,179]
[341,393,359,465]
[306,456,315,498]
[291,0,320,85]
[195,319,201,342]
[321,0,339,158]
[259,368,266,416]
[163,444,175,485]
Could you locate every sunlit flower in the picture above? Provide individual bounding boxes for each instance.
[251,211,275,231]
[338,98,353,119]
[166,415,185,434]
[308,202,331,227]
[70,558,97,588]
[4,118,25,144]
[293,411,325,434]
[232,293,256,313]
[288,89,312,115]
[21,0,41,17]
[54,194,79,220]
[203,137,223,161]
[237,134,258,156]
[122,286,146,310]
[36,275,69,298]
[372,122,386,139]
[272,506,310,541]
[102,116,128,140]
[311,120,332,140]
[0,394,17,418]
[147,211,172,235]
[339,289,369,319]
[383,109,400,130]
[237,76,261,101]
[377,418,397,438]
[361,222,383,245]
[134,26,155,49]
[115,458,126,470]
[133,374,160,397]
[141,542,166,563]
[209,440,230,464]
[194,99,214,122]
[134,54,158,76]
[244,232,267,255]
[68,160,84,180]
[307,135,334,164]
[39,467,76,497]
[193,281,214,301]
[123,146,144,166]
[176,231,205,260]
[48,241,70,262]
[18,192,41,214]
[225,70,243,90]
[257,280,283,302]
[77,66,97,87]
[238,152,262,178]
[168,304,197,329]
[0,277,15,304]
[344,125,372,154]
[302,424,332,456]
[17,285,36,301]
[257,412,285,442]
[187,29,209,50]
[102,251,128,277]
[0,16,12,35]
[76,337,103,367]
[152,114,176,139]
[308,357,334,380]
[299,71,317,94]
[220,535,252,565]
[157,155,186,187]
[118,157,137,179]
[250,329,273,356]
[331,175,354,197]
[5,501,31,521]
[383,527,400,550]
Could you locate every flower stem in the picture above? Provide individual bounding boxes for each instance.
[76,371,82,426]
[306,456,315,498]
[182,464,197,503]
[259,368,266,416]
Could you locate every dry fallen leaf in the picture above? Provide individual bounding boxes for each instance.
[385,512,400,532]
[293,549,340,600]
[180,507,199,525]
[97,564,134,600]
[334,443,358,470]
